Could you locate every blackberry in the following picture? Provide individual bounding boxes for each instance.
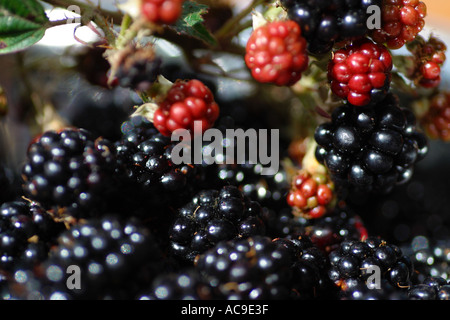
[114,116,208,210]
[169,185,267,263]
[0,200,65,272]
[327,237,414,291]
[314,93,428,195]
[5,215,164,300]
[21,128,121,219]
[138,268,215,300]
[195,235,334,299]
[282,0,382,55]
[408,276,450,300]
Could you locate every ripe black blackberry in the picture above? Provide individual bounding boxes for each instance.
[327,237,415,292]
[169,185,267,263]
[21,128,121,219]
[408,276,450,300]
[138,268,215,300]
[281,0,382,55]
[195,235,335,299]
[0,200,65,272]
[114,116,208,210]
[5,215,164,300]
[314,93,428,195]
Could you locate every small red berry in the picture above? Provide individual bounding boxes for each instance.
[421,92,450,141]
[372,0,427,49]
[287,169,336,219]
[153,79,219,137]
[328,39,392,106]
[245,20,309,86]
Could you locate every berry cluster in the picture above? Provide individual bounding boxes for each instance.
[371,0,427,49]
[153,79,220,136]
[141,0,184,25]
[287,169,336,219]
[328,39,393,106]
[406,36,447,88]
[281,0,382,55]
[21,128,121,219]
[328,237,414,291]
[245,20,309,86]
[169,185,266,262]
[314,94,428,195]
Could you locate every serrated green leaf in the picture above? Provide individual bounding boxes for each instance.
[0,0,49,54]
[171,1,217,47]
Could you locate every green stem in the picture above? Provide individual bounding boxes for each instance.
[214,0,266,40]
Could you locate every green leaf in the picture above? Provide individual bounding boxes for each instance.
[171,1,217,47]
[0,0,49,54]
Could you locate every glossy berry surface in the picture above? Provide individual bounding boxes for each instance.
[314,94,428,194]
[328,39,393,106]
[282,0,382,55]
[153,79,220,136]
[328,237,415,291]
[245,20,309,86]
[21,128,120,219]
[169,185,266,262]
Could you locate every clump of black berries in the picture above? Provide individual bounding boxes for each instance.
[408,276,450,300]
[280,0,382,55]
[5,215,164,300]
[328,237,415,293]
[314,93,428,195]
[194,235,335,299]
[0,200,65,272]
[114,116,208,210]
[169,185,267,263]
[21,128,121,219]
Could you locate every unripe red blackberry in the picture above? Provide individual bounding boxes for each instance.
[245,20,309,86]
[153,79,220,137]
[371,0,427,49]
[421,92,450,141]
[287,169,336,219]
[405,36,447,89]
[328,39,393,106]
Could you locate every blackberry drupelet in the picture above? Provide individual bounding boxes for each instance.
[169,185,267,263]
[314,93,428,195]
[281,0,382,55]
[0,200,65,272]
[5,215,164,300]
[195,235,335,299]
[327,237,415,292]
[21,128,121,219]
